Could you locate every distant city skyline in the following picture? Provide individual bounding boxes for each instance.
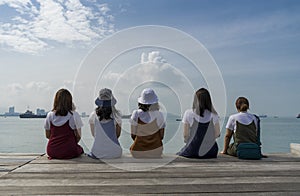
[0,106,47,116]
[0,0,300,117]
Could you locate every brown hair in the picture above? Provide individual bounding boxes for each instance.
[52,89,73,116]
[235,97,249,112]
[192,88,217,117]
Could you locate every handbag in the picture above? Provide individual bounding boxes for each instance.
[237,142,262,160]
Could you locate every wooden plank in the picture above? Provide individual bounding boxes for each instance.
[0,153,41,175]
[1,153,300,195]
[12,161,300,174]
[1,176,300,187]
[0,183,300,195]
[5,169,300,179]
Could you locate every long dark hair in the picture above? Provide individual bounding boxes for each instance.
[235,97,249,112]
[192,88,216,117]
[96,106,112,121]
[52,89,73,116]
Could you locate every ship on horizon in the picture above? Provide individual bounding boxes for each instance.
[19,110,47,118]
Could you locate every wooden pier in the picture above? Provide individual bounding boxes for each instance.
[1,151,300,195]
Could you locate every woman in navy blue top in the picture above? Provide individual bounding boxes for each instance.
[177,88,220,158]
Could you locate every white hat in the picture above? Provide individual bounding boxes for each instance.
[137,88,158,105]
[95,88,117,107]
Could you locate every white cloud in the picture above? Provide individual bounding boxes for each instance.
[141,51,167,65]
[0,81,55,112]
[26,81,51,92]
[0,0,115,54]
[94,51,189,107]
[7,83,24,95]
[100,51,184,87]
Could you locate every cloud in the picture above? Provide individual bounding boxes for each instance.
[92,51,190,110]
[0,81,54,112]
[7,83,24,95]
[26,81,52,92]
[100,51,184,88]
[0,0,115,54]
[141,51,166,64]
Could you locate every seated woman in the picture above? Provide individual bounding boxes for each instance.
[221,97,260,156]
[88,88,122,159]
[177,88,220,158]
[130,88,165,158]
[44,89,84,159]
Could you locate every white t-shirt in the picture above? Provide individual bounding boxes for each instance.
[226,112,258,132]
[89,111,122,126]
[44,111,83,130]
[182,109,219,127]
[130,109,166,129]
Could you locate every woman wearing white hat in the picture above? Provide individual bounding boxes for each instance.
[88,88,122,159]
[129,88,166,158]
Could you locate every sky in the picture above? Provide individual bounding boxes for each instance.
[0,0,300,117]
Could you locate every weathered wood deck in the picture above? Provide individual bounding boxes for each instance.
[1,151,300,195]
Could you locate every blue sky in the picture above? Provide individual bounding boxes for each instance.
[0,0,300,117]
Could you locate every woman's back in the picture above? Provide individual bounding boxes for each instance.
[46,112,83,159]
[178,110,219,158]
[90,116,122,159]
[226,112,258,131]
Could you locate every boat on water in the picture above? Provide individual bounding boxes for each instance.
[297,114,300,118]
[19,110,47,118]
[258,114,268,118]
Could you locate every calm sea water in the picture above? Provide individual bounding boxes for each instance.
[0,116,299,154]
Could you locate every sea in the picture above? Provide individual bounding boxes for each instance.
[0,116,299,154]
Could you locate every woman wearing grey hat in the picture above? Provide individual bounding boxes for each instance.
[88,88,122,159]
[129,88,166,158]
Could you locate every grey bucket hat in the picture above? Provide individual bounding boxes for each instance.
[95,88,117,107]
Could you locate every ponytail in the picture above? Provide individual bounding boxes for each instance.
[240,103,249,112]
[235,97,249,112]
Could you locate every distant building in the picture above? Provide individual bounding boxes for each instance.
[9,106,15,114]
[3,106,20,116]
[36,108,47,116]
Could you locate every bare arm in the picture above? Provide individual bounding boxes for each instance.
[90,123,95,137]
[214,122,221,138]
[77,128,82,137]
[159,128,165,140]
[45,130,51,139]
[221,128,233,154]
[74,128,81,143]
[116,123,121,138]
[131,125,137,140]
[183,123,190,143]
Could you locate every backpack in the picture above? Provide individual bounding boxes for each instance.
[236,115,262,160]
